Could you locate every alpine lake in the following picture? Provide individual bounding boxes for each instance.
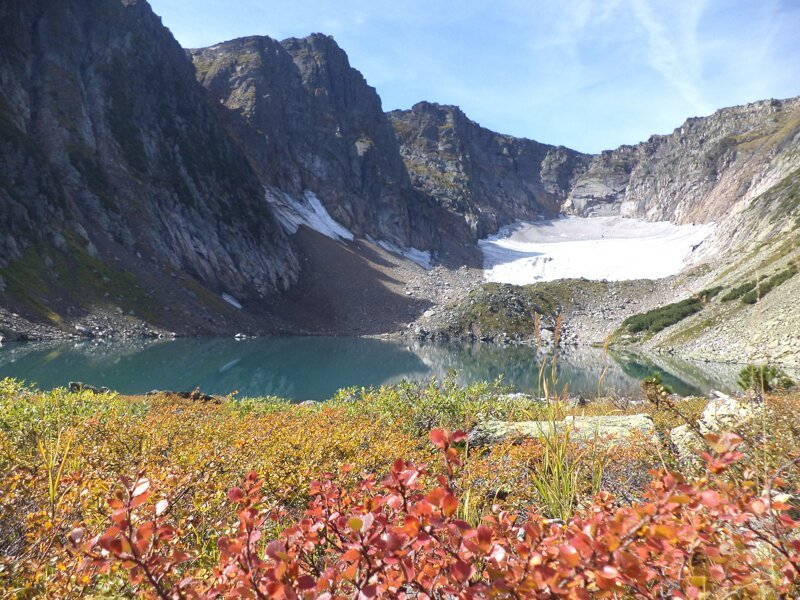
[0,336,747,401]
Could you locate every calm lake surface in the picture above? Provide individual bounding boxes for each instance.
[0,337,743,400]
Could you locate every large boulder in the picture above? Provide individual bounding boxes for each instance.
[670,391,762,468]
[468,414,656,446]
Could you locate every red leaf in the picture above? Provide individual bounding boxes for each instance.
[558,545,581,568]
[451,559,471,583]
[451,430,467,443]
[430,428,449,449]
[297,575,316,590]
[442,492,459,517]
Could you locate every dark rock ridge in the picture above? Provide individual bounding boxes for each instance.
[388,102,592,238]
[0,0,297,329]
[390,97,800,253]
[189,35,444,250]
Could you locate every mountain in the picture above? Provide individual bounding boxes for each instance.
[565,97,800,228]
[388,102,591,238]
[189,34,445,252]
[1,0,798,349]
[0,0,300,336]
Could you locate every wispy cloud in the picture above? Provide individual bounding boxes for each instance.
[629,0,712,113]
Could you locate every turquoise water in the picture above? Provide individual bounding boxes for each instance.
[0,337,740,401]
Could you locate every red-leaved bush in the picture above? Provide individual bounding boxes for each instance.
[69,429,800,598]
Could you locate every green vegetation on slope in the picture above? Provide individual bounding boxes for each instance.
[740,263,798,304]
[621,287,723,336]
[0,237,155,323]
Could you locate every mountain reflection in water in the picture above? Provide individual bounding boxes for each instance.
[0,337,744,401]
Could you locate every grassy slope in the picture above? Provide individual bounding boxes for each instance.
[608,168,800,364]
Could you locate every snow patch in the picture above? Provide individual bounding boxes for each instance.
[480,216,714,285]
[222,293,243,309]
[372,238,433,270]
[266,188,354,241]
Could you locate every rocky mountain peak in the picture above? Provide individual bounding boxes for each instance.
[191,32,435,249]
[566,95,800,227]
[388,102,592,238]
[0,0,297,332]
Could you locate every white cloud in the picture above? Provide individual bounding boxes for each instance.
[628,0,712,114]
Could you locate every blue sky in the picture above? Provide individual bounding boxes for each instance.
[149,0,800,153]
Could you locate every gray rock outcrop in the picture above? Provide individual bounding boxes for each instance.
[468,414,656,446]
[190,35,444,251]
[670,391,763,468]
[565,98,800,235]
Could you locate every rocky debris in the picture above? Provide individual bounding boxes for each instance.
[68,382,111,394]
[669,390,763,467]
[297,400,319,407]
[74,325,94,338]
[1,308,56,341]
[146,389,220,403]
[650,244,800,368]
[468,414,656,446]
[403,276,682,347]
[696,390,764,433]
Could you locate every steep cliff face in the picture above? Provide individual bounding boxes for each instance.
[190,34,439,249]
[0,0,297,328]
[388,102,592,238]
[566,97,800,229]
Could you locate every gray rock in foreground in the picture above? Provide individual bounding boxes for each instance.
[468,414,656,446]
[670,391,762,468]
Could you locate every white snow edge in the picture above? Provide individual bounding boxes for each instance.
[265,188,354,241]
[222,293,243,309]
[480,216,715,285]
[369,237,433,270]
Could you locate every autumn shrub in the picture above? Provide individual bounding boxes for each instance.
[67,429,800,598]
[622,287,722,335]
[0,384,428,595]
[4,380,800,597]
[331,377,541,435]
[740,263,798,304]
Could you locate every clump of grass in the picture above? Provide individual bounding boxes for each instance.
[526,412,606,522]
[622,287,723,335]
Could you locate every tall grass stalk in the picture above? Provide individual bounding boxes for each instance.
[37,427,74,519]
[526,413,606,522]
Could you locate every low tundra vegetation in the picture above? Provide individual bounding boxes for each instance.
[1,376,799,597]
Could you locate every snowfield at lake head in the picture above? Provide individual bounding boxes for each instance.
[480,216,715,284]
